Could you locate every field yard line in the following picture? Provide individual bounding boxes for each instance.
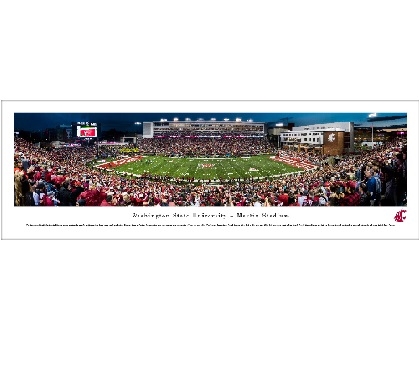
[186,157,230,160]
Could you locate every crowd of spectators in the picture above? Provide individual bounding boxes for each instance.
[14,136,407,207]
[129,136,275,157]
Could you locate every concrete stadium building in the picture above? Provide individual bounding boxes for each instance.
[142,119,267,138]
[279,122,355,155]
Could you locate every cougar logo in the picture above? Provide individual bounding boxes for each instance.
[328,133,335,142]
[394,209,407,223]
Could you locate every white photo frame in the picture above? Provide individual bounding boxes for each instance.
[3,100,417,240]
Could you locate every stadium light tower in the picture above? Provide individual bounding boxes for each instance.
[134,122,142,144]
[134,121,142,134]
[275,123,283,149]
[276,118,292,149]
[369,113,376,144]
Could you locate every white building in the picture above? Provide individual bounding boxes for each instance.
[280,122,354,153]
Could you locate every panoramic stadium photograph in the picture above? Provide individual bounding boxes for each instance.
[13,112,407,207]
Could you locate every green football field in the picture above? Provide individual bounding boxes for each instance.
[111,155,301,180]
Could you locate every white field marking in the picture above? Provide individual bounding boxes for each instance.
[186,157,232,160]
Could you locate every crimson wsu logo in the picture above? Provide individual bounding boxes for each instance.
[394,209,407,223]
[80,128,96,137]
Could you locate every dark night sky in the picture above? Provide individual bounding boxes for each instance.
[14,112,408,132]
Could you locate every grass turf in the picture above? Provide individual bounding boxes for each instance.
[110,155,302,181]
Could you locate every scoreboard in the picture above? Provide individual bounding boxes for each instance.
[76,122,97,138]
